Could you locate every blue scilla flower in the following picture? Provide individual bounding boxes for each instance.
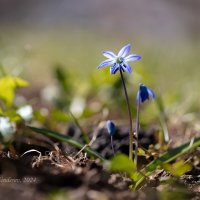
[97,44,141,74]
[134,84,155,167]
[106,120,116,136]
[137,83,155,103]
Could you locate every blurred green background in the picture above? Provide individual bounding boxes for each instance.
[0,0,199,121]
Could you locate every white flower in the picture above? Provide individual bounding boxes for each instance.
[0,117,16,141]
[40,84,59,103]
[69,96,85,117]
[17,105,33,121]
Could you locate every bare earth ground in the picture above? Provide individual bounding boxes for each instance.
[0,119,200,200]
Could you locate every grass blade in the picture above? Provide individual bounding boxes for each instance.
[156,95,169,144]
[69,111,90,144]
[28,126,105,161]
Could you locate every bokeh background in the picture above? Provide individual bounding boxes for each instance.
[0,0,200,122]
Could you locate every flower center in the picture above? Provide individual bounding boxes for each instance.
[116,57,124,64]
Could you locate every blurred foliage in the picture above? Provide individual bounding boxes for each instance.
[0,75,28,107]
[106,136,199,189]
[135,137,200,188]
[0,74,32,143]
[162,160,192,177]
[53,64,73,109]
[108,153,136,176]
[158,181,194,200]
[48,189,69,200]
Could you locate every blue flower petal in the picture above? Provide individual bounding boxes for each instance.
[103,51,117,59]
[97,44,141,74]
[124,54,141,62]
[137,84,155,104]
[97,59,114,69]
[110,63,119,74]
[140,86,149,103]
[106,120,116,136]
[122,62,132,74]
[118,44,131,58]
[147,88,155,101]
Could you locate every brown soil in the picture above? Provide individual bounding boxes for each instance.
[0,121,200,200]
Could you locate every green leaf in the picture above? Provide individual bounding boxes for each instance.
[137,148,147,157]
[28,126,105,161]
[163,160,192,177]
[51,109,71,122]
[135,137,200,188]
[109,153,136,175]
[54,65,70,93]
[0,76,28,106]
[4,110,21,121]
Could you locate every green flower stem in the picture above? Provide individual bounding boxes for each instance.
[111,135,115,155]
[119,69,133,160]
[134,100,140,169]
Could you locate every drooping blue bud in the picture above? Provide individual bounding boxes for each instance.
[137,83,155,104]
[106,120,116,136]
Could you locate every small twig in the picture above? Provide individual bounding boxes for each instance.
[21,149,42,168]
[21,149,42,158]
[189,137,195,148]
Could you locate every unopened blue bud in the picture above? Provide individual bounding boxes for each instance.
[137,83,155,103]
[106,120,116,136]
